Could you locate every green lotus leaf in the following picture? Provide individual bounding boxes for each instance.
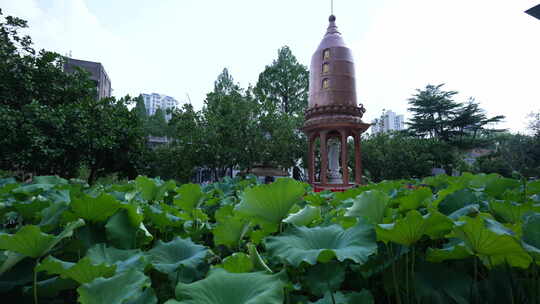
[0,251,25,276]
[215,252,253,273]
[490,200,540,223]
[304,193,327,206]
[39,200,70,232]
[265,224,377,267]
[483,176,520,199]
[450,216,532,268]
[36,256,116,284]
[213,217,250,248]
[527,180,540,195]
[448,204,480,220]
[105,210,152,249]
[309,290,374,304]
[0,219,84,258]
[376,210,453,246]
[77,269,151,304]
[345,190,390,224]
[303,261,345,296]
[135,176,176,202]
[86,244,149,273]
[23,276,78,299]
[148,237,208,283]
[12,176,68,195]
[247,243,272,273]
[70,192,121,223]
[118,200,144,226]
[13,197,50,220]
[283,205,321,226]
[172,268,285,304]
[213,205,250,248]
[426,240,472,263]
[397,187,432,211]
[521,213,540,260]
[174,184,205,212]
[42,189,71,204]
[144,204,183,231]
[124,287,158,304]
[437,188,479,215]
[235,178,304,227]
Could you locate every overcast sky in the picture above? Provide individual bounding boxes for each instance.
[2,0,539,132]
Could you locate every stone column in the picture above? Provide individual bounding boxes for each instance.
[320,131,329,185]
[354,132,362,184]
[340,130,349,185]
[327,138,342,184]
[308,133,316,184]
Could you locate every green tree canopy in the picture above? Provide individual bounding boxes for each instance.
[0,11,146,182]
[253,46,309,170]
[407,84,505,147]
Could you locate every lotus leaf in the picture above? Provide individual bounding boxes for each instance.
[174,183,205,212]
[345,190,390,224]
[235,178,304,226]
[303,261,345,296]
[77,269,151,304]
[148,237,208,283]
[376,210,453,246]
[216,252,253,273]
[86,244,149,273]
[36,256,116,284]
[70,192,121,223]
[283,205,321,226]
[265,224,377,267]
[450,216,531,268]
[490,200,540,223]
[0,219,84,258]
[171,268,285,304]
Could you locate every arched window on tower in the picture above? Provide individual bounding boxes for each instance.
[322,78,329,89]
[322,63,330,74]
[323,48,330,60]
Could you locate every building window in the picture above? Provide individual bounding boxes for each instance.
[322,78,329,89]
[322,63,330,74]
[323,48,331,60]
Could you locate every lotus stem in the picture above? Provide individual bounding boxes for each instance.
[387,243,401,304]
[33,261,39,304]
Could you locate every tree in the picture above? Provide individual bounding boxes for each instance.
[360,132,458,182]
[151,103,204,182]
[254,46,309,117]
[407,84,505,147]
[200,69,259,178]
[147,108,169,137]
[0,11,146,182]
[407,84,461,140]
[253,46,309,170]
[134,94,147,118]
[474,133,540,178]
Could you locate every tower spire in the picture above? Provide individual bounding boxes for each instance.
[331,0,334,16]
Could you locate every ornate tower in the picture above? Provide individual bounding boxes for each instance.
[303,15,370,191]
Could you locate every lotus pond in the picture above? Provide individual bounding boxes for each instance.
[1,173,540,303]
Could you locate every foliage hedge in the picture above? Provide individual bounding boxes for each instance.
[1,173,540,303]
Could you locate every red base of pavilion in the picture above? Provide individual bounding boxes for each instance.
[313,183,356,192]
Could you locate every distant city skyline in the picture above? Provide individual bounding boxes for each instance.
[2,0,539,132]
[142,93,180,121]
[371,110,405,135]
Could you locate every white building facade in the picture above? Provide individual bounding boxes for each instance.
[371,110,405,135]
[142,93,179,120]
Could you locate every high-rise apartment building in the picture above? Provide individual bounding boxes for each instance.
[141,93,179,120]
[64,58,112,99]
[371,110,405,134]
